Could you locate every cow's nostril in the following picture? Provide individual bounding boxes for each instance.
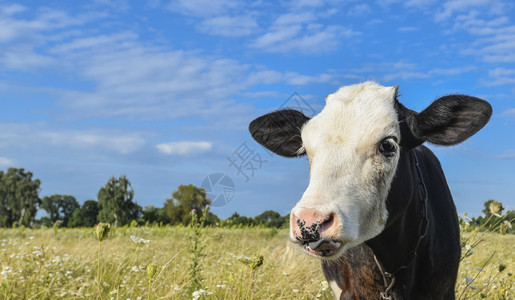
[320,213,335,229]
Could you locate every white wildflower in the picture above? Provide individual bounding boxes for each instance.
[192,289,213,300]
[131,266,141,272]
[465,276,474,284]
[130,235,151,245]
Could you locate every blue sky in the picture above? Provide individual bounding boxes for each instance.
[0,0,514,219]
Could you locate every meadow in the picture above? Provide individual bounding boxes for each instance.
[0,224,513,299]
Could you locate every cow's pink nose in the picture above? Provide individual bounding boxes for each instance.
[291,209,340,243]
[291,209,341,257]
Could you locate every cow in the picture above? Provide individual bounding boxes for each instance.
[249,82,492,299]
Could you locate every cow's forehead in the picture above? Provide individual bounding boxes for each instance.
[301,82,399,152]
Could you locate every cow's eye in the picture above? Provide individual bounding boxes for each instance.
[379,137,398,156]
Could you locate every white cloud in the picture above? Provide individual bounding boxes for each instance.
[197,15,258,37]
[246,70,284,85]
[501,108,515,117]
[167,0,239,17]
[251,24,302,50]
[0,6,332,122]
[289,0,328,9]
[0,47,54,69]
[165,1,358,54]
[405,0,437,7]
[246,70,333,85]
[156,141,212,155]
[54,47,253,120]
[0,157,14,167]
[441,10,515,63]
[489,68,515,77]
[50,32,138,54]
[0,3,344,125]
[0,7,103,43]
[430,66,476,75]
[377,0,437,9]
[0,123,146,154]
[435,0,504,22]
[347,4,371,16]
[350,62,476,82]
[481,68,515,86]
[251,24,359,54]
[398,26,418,32]
[284,72,333,85]
[92,0,130,11]
[61,132,146,154]
[383,71,430,81]
[498,149,515,159]
[0,4,26,16]
[481,77,515,86]
[274,12,317,25]
[0,7,107,70]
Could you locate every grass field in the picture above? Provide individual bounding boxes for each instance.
[0,226,513,299]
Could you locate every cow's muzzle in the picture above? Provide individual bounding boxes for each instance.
[291,210,343,257]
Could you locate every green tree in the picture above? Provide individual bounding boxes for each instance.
[68,208,83,228]
[97,175,141,227]
[224,212,255,227]
[81,200,99,227]
[255,210,286,228]
[40,196,60,224]
[163,184,211,225]
[142,205,160,224]
[0,168,41,227]
[40,194,80,227]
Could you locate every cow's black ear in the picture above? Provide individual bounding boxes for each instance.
[408,95,492,146]
[249,109,310,157]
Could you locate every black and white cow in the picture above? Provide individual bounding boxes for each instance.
[249,82,492,299]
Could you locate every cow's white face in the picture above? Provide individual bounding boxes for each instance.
[290,82,400,258]
[250,80,492,260]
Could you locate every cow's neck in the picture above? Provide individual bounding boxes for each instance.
[365,148,428,275]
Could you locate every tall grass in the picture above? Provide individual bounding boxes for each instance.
[456,204,514,300]
[0,226,331,299]
[0,215,512,299]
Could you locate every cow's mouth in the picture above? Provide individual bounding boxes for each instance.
[300,238,343,258]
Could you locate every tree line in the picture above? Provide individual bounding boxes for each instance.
[0,167,289,229]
